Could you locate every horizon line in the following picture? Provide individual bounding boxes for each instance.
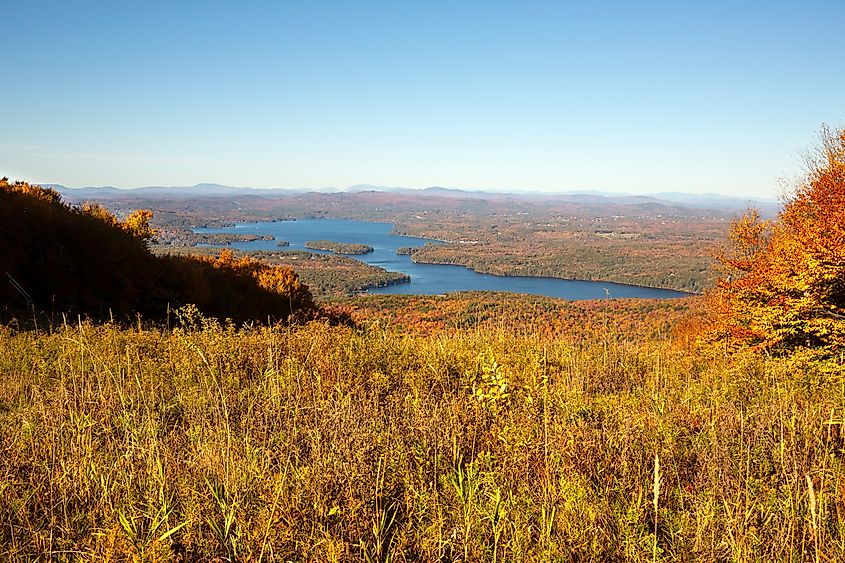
[34,180,781,202]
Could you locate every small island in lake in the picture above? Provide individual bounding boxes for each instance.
[161,232,275,246]
[396,246,421,255]
[305,240,374,255]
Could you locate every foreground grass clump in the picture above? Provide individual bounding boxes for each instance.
[0,318,843,561]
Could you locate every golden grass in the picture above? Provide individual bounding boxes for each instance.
[0,316,843,561]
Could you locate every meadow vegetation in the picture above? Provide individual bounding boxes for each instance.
[0,305,842,561]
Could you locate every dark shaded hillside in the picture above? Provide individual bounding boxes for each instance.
[0,179,313,324]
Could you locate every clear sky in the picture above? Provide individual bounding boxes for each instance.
[2,1,843,197]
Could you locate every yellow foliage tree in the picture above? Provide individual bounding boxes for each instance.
[81,202,119,227]
[3,179,64,205]
[121,209,156,242]
[81,202,156,242]
[257,265,311,304]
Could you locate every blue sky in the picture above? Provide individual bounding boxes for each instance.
[2,1,843,197]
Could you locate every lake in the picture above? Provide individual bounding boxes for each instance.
[193,219,689,300]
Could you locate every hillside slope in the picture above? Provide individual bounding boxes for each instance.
[0,179,313,324]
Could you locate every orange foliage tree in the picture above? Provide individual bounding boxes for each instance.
[200,249,313,312]
[711,127,845,357]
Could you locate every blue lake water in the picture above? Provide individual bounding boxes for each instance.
[193,219,689,300]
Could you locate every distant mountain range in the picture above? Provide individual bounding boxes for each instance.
[43,182,781,215]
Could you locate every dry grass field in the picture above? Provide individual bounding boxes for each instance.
[1,309,842,561]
